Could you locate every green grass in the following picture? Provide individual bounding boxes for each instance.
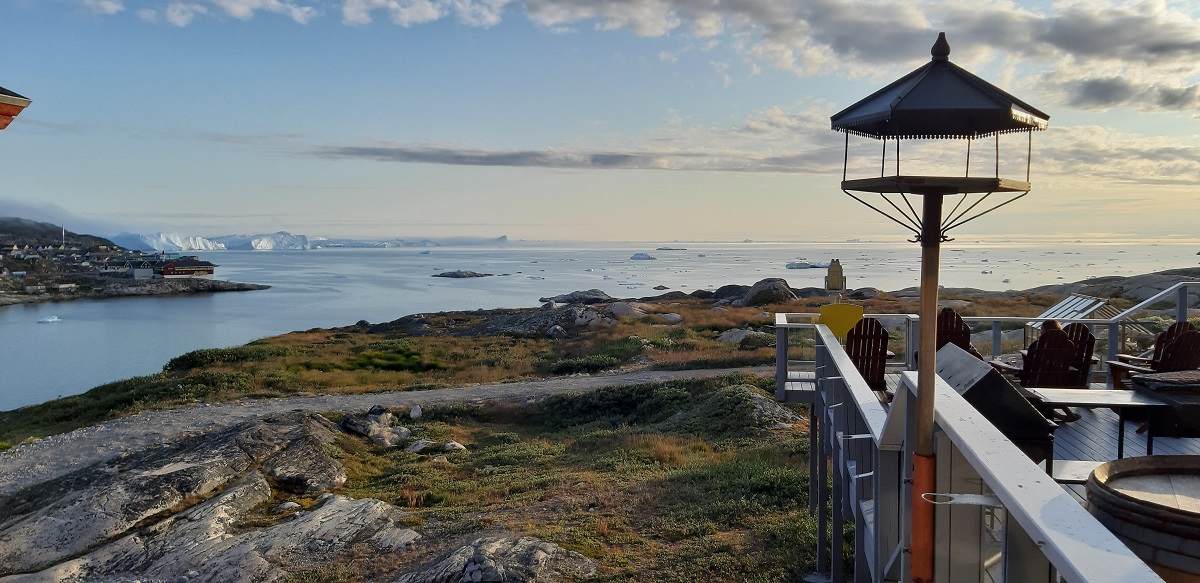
[326,376,824,581]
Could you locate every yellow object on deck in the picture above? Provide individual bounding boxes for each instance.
[818,303,864,339]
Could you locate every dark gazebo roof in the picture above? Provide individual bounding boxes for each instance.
[831,33,1048,140]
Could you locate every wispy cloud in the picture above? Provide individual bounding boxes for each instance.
[81,0,125,15]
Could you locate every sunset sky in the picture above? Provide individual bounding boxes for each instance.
[1,0,1197,242]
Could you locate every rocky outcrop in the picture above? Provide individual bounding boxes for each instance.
[1027,267,1200,307]
[433,271,493,278]
[607,302,649,318]
[538,289,613,304]
[374,305,615,338]
[738,386,803,428]
[393,536,596,583]
[0,412,382,581]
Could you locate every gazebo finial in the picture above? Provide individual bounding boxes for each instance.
[931,32,950,62]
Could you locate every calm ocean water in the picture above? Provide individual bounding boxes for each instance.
[2,241,1195,410]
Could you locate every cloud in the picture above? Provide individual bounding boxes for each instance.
[81,0,125,15]
[165,2,208,26]
[210,0,319,23]
[342,0,510,26]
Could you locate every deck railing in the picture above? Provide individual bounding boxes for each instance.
[775,281,1199,399]
[802,324,1165,582]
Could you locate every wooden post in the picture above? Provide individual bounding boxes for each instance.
[911,192,944,583]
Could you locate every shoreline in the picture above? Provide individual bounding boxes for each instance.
[0,278,270,308]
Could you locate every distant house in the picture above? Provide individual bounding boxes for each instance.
[23,279,45,293]
[50,283,77,292]
[160,257,216,279]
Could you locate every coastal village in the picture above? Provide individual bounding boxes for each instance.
[0,219,219,298]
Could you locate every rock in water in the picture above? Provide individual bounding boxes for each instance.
[432,270,493,278]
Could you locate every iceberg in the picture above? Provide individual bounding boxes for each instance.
[110,232,225,252]
[786,261,830,269]
[630,253,657,261]
[211,232,311,250]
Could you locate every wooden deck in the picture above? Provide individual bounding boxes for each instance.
[788,370,1200,504]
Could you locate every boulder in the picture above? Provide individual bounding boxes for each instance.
[739,278,797,306]
[846,287,883,300]
[405,439,437,454]
[689,289,715,300]
[716,329,774,349]
[393,536,596,583]
[607,302,649,317]
[273,501,302,514]
[738,385,804,428]
[538,289,613,305]
[546,324,568,339]
[439,440,467,452]
[712,284,750,301]
[651,313,683,324]
[410,405,423,419]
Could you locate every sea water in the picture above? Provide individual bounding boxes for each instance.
[1,241,1196,410]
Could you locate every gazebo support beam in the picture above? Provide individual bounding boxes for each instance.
[911,191,944,583]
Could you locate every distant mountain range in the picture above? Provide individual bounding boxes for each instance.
[0,217,120,249]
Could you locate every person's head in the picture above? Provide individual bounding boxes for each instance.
[1043,320,1061,332]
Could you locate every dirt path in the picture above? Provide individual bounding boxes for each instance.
[0,367,768,495]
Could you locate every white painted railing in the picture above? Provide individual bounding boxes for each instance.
[802,324,1165,583]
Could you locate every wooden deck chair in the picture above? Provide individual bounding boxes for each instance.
[914,307,983,365]
[1117,321,1196,369]
[1110,329,1200,386]
[1109,329,1200,388]
[818,303,864,340]
[937,307,983,358]
[845,317,890,391]
[992,329,1081,388]
[1061,323,1097,386]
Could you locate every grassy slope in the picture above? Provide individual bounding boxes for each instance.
[280,375,826,582]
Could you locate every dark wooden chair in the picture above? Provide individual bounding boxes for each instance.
[846,317,890,391]
[1117,321,1196,370]
[1061,323,1097,387]
[914,308,984,365]
[1110,329,1200,388]
[992,329,1082,388]
[937,307,984,358]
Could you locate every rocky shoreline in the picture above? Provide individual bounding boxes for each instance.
[0,278,269,307]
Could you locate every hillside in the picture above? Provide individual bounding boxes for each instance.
[0,216,120,250]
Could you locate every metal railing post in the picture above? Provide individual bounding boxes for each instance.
[1178,285,1189,324]
[1107,322,1120,389]
[776,319,788,401]
[991,320,1002,360]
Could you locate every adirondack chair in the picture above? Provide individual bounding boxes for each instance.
[992,329,1082,388]
[1109,329,1200,389]
[914,307,984,365]
[1061,323,1097,386]
[845,317,890,391]
[938,307,983,357]
[1117,321,1196,369]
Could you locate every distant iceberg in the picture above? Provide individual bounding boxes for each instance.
[786,260,830,269]
[110,232,225,252]
[211,232,311,250]
[630,253,657,260]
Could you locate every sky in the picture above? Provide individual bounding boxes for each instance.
[0,0,1198,243]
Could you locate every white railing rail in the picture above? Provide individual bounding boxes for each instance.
[807,324,1166,583]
